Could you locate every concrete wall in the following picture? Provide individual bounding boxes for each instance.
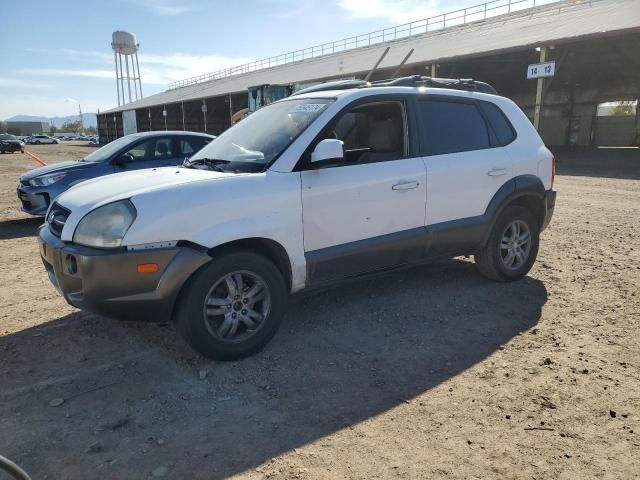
[594,116,637,146]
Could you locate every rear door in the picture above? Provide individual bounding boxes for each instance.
[300,97,427,284]
[415,96,514,255]
[416,97,514,224]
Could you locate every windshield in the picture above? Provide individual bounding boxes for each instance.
[83,135,136,162]
[188,97,334,172]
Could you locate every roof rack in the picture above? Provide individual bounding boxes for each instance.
[292,75,497,96]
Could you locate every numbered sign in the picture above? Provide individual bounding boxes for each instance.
[527,61,556,79]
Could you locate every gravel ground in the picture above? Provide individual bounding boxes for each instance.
[0,144,638,479]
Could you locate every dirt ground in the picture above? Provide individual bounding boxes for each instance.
[0,144,638,479]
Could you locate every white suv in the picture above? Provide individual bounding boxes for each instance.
[29,135,59,144]
[38,76,556,360]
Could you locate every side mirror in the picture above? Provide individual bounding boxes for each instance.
[310,139,344,164]
[113,153,134,166]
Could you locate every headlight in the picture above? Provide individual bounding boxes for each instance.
[73,200,137,248]
[30,172,66,187]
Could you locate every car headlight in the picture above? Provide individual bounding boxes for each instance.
[73,200,137,248]
[30,172,66,187]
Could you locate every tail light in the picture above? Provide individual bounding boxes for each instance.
[551,155,555,189]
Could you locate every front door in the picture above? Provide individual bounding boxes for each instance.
[117,136,180,171]
[301,99,427,285]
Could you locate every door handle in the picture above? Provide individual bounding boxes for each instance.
[487,168,508,177]
[392,181,419,191]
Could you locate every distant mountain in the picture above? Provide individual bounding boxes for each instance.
[6,114,98,128]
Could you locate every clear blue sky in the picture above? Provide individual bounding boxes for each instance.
[0,0,552,119]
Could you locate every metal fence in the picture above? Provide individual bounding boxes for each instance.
[167,0,560,90]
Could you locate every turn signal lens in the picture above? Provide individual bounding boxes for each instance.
[137,263,159,273]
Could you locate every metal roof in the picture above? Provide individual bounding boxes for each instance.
[103,0,640,114]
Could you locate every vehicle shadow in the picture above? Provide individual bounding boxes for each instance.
[0,217,43,240]
[0,259,547,479]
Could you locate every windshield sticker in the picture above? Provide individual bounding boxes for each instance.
[289,103,326,113]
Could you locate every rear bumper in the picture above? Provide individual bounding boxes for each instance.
[1,143,22,153]
[541,189,556,231]
[38,225,211,322]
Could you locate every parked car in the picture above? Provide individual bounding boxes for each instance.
[18,131,213,215]
[37,77,556,360]
[0,134,24,153]
[27,135,59,145]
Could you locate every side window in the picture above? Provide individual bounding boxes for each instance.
[180,136,210,156]
[478,101,517,146]
[153,138,173,159]
[418,100,491,155]
[322,101,406,165]
[123,137,173,161]
[126,142,148,160]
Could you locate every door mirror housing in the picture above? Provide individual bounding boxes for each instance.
[310,139,344,164]
[113,153,134,166]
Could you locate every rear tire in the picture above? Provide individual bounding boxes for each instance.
[475,205,539,282]
[175,250,287,361]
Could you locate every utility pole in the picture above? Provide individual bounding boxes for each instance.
[78,104,83,130]
[533,47,547,131]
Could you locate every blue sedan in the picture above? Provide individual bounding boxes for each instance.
[17,131,214,216]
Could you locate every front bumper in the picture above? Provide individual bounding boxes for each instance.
[541,189,556,231]
[17,183,51,216]
[38,225,211,322]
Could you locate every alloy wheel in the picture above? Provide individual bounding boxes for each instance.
[202,270,271,343]
[499,219,532,270]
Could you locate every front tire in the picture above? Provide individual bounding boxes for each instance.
[475,205,540,282]
[175,250,287,361]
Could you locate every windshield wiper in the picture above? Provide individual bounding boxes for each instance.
[183,157,231,171]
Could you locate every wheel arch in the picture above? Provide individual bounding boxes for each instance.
[205,237,293,293]
[170,237,293,322]
[483,175,546,244]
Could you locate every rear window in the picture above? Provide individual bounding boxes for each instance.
[418,99,491,155]
[478,101,516,146]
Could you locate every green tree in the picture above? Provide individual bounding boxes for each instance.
[59,120,83,132]
[609,101,636,116]
[85,126,97,135]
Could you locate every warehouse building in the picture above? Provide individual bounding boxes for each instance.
[4,121,50,136]
[98,0,640,147]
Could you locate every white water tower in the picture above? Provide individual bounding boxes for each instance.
[111,31,143,106]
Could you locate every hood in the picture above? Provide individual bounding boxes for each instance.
[1,139,21,145]
[20,160,96,181]
[57,167,237,239]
